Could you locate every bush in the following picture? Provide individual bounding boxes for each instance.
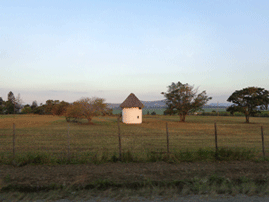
[151,111,156,115]
[21,107,32,114]
[234,112,244,116]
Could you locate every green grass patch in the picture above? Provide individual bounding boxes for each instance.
[0,147,261,166]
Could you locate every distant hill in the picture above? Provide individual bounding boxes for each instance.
[107,100,232,109]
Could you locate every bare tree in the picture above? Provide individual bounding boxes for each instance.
[64,97,109,123]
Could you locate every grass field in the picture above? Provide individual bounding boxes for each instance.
[0,114,268,165]
[1,114,269,201]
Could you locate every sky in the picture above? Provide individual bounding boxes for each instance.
[1,0,268,105]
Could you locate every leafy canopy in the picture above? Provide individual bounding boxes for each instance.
[227,87,269,123]
[161,82,212,122]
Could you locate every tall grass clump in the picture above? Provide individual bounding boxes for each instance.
[216,147,258,161]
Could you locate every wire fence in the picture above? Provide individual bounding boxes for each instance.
[0,118,268,163]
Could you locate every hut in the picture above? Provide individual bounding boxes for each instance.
[120,93,144,124]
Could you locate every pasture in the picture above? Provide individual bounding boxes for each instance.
[0,114,268,164]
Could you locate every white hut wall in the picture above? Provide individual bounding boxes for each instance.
[122,107,142,124]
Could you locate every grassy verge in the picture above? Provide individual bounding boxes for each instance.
[2,174,269,201]
[0,147,264,166]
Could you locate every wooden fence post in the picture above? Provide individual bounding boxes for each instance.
[214,122,218,156]
[261,126,265,158]
[117,117,122,161]
[166,122,170,154]
[13,123,16,161]
[67,124,70,162]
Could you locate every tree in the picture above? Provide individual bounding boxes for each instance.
[260,90,269,111]
[64,102,84,122]
[42,100,61,114]
[8,91,15,103]
[100,108,113,116]
[64,97,109,123]
[161,82,212,122]
[21,105,32,114]
[163,108,177,116]
[5,92,23,114]
[227,87,269,123]
[31,101,38,110]
[51,101,70,116]
[5,91,15,114]
[14,93,23,113]
[0,97,4,114]
[33,105,45,115]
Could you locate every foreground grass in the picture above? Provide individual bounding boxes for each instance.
[0,147,263,166]
[2,174,269,201]
[0,114,268,165]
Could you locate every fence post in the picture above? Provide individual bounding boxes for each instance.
[166,122,170,154]
[214,122,218,157]
[261,126,265,158]
[13,123,16,161]
[117,117,122,161]
[67,124,70,162]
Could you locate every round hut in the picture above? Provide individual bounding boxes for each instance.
[120,93,144,124]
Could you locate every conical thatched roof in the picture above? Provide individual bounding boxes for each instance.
[120,93,144,108]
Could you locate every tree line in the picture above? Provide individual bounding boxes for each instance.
[0,92,113,124]
[1,82,269,124]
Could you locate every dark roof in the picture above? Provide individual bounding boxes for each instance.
[120,93,144,108]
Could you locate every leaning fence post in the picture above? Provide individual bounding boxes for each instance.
[13,123,16,161]
[166,122,170,154]
[214,122,218,157]
[261,126,265,158]
[67,124,70,162]
[117,117,122,161]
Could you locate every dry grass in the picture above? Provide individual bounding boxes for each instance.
[0,114,63,129]
[0,114,268,162]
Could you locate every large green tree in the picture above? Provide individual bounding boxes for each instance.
[161,82,212,122]
[227,87,269,123]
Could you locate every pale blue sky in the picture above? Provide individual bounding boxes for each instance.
[1,0,268,105]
